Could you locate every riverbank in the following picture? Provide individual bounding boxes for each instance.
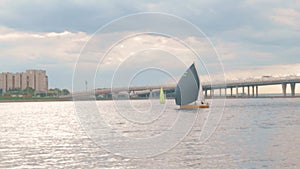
[0,97,72,103]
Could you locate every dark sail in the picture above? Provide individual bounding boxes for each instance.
[175,63,200,105]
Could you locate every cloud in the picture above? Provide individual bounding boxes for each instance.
[250,51,275,58]
[0,1,278,34]
[223,63,300,84]
[0,26,91,88]
[271,8,300,30]
[214,41,239,61]
[75,32,221,88]
[0,0,299,90]
[271,8,300,29]
[1,26,218,88]
[0,26,89,62]
[199,63,300,84]
[0,0,157,33]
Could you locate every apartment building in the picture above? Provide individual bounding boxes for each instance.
[0,70,48,92]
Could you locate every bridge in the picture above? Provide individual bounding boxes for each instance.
[71,75,300,99]
[201,75,300,97]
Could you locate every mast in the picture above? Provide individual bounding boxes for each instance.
[194,62,205,103]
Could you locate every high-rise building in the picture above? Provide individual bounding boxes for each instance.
[0,70,48,92]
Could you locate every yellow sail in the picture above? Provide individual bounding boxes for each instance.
[160,87,165,104]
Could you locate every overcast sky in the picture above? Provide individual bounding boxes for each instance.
[0,0,299,90]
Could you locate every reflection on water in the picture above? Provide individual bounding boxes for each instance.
[0,98,299,168]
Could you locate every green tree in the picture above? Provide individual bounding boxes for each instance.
[62,89,70,95]
[7,88,22,94]
[48,88,64,97]
[23,87,35,95]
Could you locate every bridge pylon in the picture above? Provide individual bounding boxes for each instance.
[282,83,287,96]
[291,83,296,97]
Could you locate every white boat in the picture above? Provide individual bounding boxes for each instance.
[175,63,209,109]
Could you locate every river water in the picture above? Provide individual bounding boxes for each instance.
[0,98,299,168]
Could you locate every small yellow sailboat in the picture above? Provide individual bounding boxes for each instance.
[160,87,166,104]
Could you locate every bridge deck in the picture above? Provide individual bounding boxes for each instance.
[71,76,300,96]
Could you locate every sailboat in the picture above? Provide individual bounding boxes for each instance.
[160,87,166,104]
[175,63,209,109]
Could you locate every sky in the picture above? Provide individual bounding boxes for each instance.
[0,0,300,92]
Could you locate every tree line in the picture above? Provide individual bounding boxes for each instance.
[1,87,70,97]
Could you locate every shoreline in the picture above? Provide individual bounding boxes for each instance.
[0,96,299,103]
[0,98,72,103]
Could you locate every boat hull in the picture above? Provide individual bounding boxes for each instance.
[180,104,209,109]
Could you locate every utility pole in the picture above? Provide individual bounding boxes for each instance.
[85,81,87,92]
